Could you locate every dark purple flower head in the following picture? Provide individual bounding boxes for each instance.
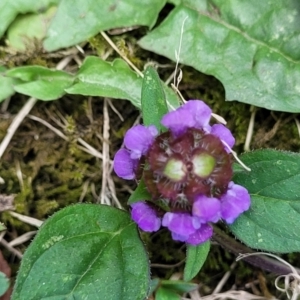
[114,100,251,245]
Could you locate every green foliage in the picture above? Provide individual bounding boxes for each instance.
[184,241,210,281]
[12,204,150,300]
[139,0,300,112]
[230,149,300,253]
[128,179,151,204]
[155,280,198,300]
[66,57,179,109]
[44,0,167,51]
[5,57,180,108]
[6,7,56,52]
[141,66,169,131]
[0,0,60,38]
[0,271,10,297]
[6,66,74,100]
[0,66,15,102]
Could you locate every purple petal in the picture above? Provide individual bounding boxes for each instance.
[186,224,213,245]
[161,100,212,136]
[162,212,200,236]
[220,182,251,224]
[184,100,212,129]
[161,108,195,136]
[171,232,189,242]
[193,195,221,223]
[113,149,138,180]
[211,124,235,151]
[131,202,161,232]
[124,125,158,159]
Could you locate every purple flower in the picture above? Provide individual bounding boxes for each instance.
[131,202,161,232]
[193,195,221,223]
[220,182,251,224]
[114,100,251,246]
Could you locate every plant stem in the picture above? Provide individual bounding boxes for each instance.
[212,226,300,275]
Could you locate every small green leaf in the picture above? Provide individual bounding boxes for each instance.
[160,280,198,293]
[12,204,150,300]
[139,1,300,112]
[0,271,10,297]
[66,56,179,110]
[141,66,169,131]
[0,222,6,231]
[6,66,74,100]
[149,278,160,295]
[44,0,167,51]
[128,179,151,204]
[156,287,181,300]
[0,67,15,102]
[229,149,300,253]
[184,241,210,281]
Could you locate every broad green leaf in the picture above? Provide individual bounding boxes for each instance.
[7,7,56,52]
[0,271,10,297]
[66,56,180,110]
[0,0,60,38]
[229,149,300,253]
[160,280,198,293]
[128,179,151,204]
[44,0,166,51]
[139,0,300,113]
[141,66,168,131]
[6,66,74,100]
[156,287,181,300]
[184,241,210,281]
[12,204,150,300]
[0,67,15,102]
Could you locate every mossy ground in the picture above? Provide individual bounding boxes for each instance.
[1,18,299,300]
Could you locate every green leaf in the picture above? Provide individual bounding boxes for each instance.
[128,179,151,204]
[0,271,10,297]
[6,7,56,52]
[184,241,210,281]
[6,66,74,100]
[141,66,169,131]
[0,67,15,102]
[44,0,167,51]
[139,0,300,112]
[229,149,300,253]
[149,278,160,295]
[66,56,180,110]
[156,287,181,300]
[160,280,198,293]
[12,204,150,300]
[0,0,60,38]
[0,222,6,232]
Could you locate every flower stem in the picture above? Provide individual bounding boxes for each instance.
[212,225,300,275]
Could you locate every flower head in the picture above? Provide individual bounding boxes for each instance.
[114,100,251,245]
